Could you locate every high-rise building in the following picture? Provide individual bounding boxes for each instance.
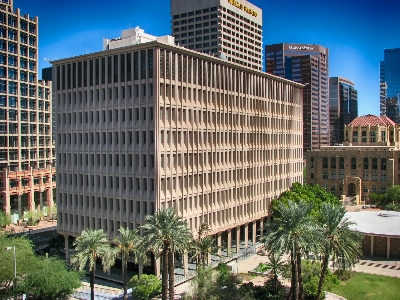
[329,77,358,145]
[0,0,55,220]
[53,30,303,273]
[380,48,400,122]
[171,0,263,70]
[265,43,329,152]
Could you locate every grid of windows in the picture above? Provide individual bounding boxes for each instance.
[55,44,303,238]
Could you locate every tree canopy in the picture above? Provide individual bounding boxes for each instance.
[273,182,340,219]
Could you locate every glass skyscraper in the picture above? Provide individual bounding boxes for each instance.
[329,77,358,145]
[380,48,400,123]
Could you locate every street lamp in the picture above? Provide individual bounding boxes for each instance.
[5,246,16,299]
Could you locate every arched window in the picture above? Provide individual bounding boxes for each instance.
[323,157,328,168]
[339,157,344,169]
[364,158,369,169]
[331,157,336,168]
[372,158,378,169]
[351,157,357,169]
[381,158,387,170]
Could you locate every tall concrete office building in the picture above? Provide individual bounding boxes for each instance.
[380,48,400,123]
[265,43,329,152]
[53,28,303,273]
[0,0,55,220]
[329,77,358,145]
[171,0,263,70]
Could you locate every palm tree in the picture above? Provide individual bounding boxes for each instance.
[262,200,318,300]
[70,228,118,300]
[140,208,193,300]
[114,227,145,300]
[315,203,363,300]
[190,223,215,269]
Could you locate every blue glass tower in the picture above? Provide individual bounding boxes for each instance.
[380,48,400,122]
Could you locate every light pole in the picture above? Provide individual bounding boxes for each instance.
[5,246,16,299]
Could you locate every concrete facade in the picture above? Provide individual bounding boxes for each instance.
[53,39,303,272]
[0,0,55,219]
[171,0,262,70]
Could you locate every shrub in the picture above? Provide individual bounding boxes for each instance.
[385,202,400,211]
[301,260,339,298]
[333,269,355,281]
[0,211,11,227]
[128,274,161,300]
[254,262,270,274]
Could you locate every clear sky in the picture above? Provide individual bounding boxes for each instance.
[14,0,400,116]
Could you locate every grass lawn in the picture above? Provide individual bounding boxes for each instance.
[330,272,400,300]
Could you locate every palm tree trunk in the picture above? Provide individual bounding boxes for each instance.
[162,246,169,300]
[123,254,128,300]
[290,248,298,300]
[316,254,330,300]
[297,249,304,300]
[168,247,175,300]
[90,269,95,300]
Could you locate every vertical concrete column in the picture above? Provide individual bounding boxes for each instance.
[18,195,22,218]
[371,235,374,257]
[217,232,222,257]
[252,221,257,245]
[64,234,70,264]
[155,256,161,277]
[387,237,391,259]
[183,252,189,275]
[28,167,34,210]
[227,229,232,256]
[2,168,10,214]
[259,219,264,237]
[244,223,249,248]
[207,253,211,265]
[236,226,241,253]
[138,262,143,276]
[39,192,43,211]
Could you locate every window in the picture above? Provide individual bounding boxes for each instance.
[370,131,376,142]
[351,157,356,169]
[363,172,369,181]
[381,186,387,193]
[364,158,369,169]
[331,184,335,191]
[381,158,387,170]
[331,157,336,168]
[381,172,387,182]
[352,131,358,142]
[361,131,367,142]
[310,157,314,168]
[322,170,328,179]
[323,157,328,168]
[372,158,378,169]
[339,157,344,169]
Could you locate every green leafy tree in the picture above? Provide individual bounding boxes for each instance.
[70,228,118,300]
[315,203,363,300]
[0,211,11,229]
[128,274,162,300]
[140,208,193,300]
[189,265,218,300]
[262,200,319,300]
[0,235,36,296]
[191,223,215,268]
[114,227,144,300]
[273,183,340,219]
[17,256,82,299]
[24,210,43,226]
[386,185,400,203]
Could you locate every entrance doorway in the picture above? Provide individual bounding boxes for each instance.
[348,183,356,195]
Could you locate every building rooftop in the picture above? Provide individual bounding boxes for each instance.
[347,114,396,127]
[346,210,400,237]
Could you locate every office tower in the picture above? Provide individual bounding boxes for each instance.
[380,48,400,122]
[53,32,303,273]
[265,43,329,152]
[0,0,55,220]
[329,77,358,145]
[171,0,262,70]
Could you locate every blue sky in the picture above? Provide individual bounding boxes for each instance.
[15,0,400,116]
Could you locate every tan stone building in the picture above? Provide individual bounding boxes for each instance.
[52,31,303,273]
[0,0,55,221]
[306,115,400,204]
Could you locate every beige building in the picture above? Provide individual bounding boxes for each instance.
[53,30,303,273]
[306,115,400,204]
[171,0,263,70]
[0,0,55,221]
